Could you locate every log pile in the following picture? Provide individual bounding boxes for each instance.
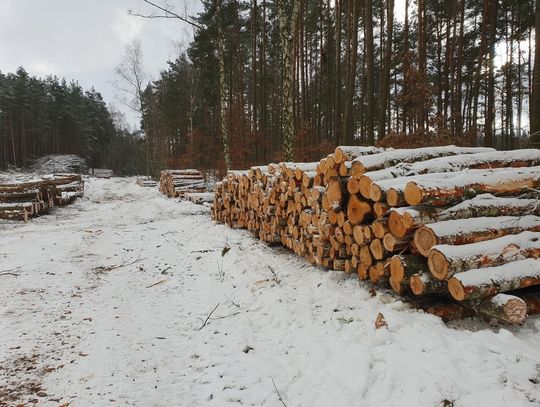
[0,173,84,222]
[184,192,214,205]
[90,168,114,178]
[159,169,206,198]
[212,146,540,324]
[136,176,157,187]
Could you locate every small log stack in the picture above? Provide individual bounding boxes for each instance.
[136,176,157,187]
[184,192,214,205]
[0,173,84,222]
[159,169,206,198]
[91,168,114,178]
[212,146,540,324]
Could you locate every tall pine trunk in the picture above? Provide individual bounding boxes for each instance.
[531,0,540,144]
[278,0,300,161]
[378,0,394,140]
[484,0,498,147]
[365,0,375,144]
[343,0,359,144]
[217,0,231,169]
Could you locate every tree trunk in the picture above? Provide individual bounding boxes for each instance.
[428,231,540,280]
[448,258,540,301]
[343,0,359,145]
[378,0,394,140]
[389,193,540,237]
[530,0,540,144]
[484,0,498,147]
[404,166,540,207]
[217,0,231,170]
[364,0,375,144]
[413,215,540,257]
[278,0,301,161]
[467,294,527,324]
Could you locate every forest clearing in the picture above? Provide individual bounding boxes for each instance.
[2,0,540,406]
[0,177,539,407]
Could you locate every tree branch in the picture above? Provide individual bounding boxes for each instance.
[131,0,205,30]
[271,378,288,407]
[198,303,220,330]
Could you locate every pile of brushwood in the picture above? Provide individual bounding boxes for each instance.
[212,145,540,324]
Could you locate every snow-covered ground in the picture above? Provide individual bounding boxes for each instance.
[1,178,539,407]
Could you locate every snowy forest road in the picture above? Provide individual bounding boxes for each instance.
[1,178,540,407]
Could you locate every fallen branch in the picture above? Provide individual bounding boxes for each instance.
[146,279,167,288]
[271,378,288,407]
[0,271,19,277]
[210,311,241,320]
[268,265,281,284]
[190,248,219,253]
[0,266,20,275]
[93,256,147,273]
[198,303,220,330]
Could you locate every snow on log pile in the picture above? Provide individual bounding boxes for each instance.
[212,146,540,325]
[0,173,84,222]
[212,146,540,323]
[159,169,206,198]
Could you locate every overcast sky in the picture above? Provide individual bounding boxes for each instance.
[0,0,200,128]
[0,0,410,129]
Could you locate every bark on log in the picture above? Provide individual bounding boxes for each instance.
[353,148,540,190]
[333,146,386,163]
[428,231,540,280]
[389,194,540,238]
[350,146,494,177]
[414,215,540,257]
[404,166,540,206]
[410,273,448,296]
[448,258,540,301]
[390,254,430,282]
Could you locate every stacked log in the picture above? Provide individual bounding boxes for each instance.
[0,173,84,222]
[91,168,114,178]
[136,176,157,187]
[212,146,540,324]
[184,192,214,205]
[159,169,206,198]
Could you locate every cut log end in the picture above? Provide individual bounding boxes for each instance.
[386,188,400,207]
[388,210,409,238]
[410,274,426,296]
[401,211,416,229]
[369,183,382,202]
[390,255,405,281]
[427,248,449,280]
[357,264,369,280]
[501,297,528,324]
[347,177,360,194]
[414,226,438,257]
[404,182,423,206]
[447,277,466,301]
[370,239,385,260]
[347,194,372,225]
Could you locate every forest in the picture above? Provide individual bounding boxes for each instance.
[1,0,540,177]
[0,67,146,174]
